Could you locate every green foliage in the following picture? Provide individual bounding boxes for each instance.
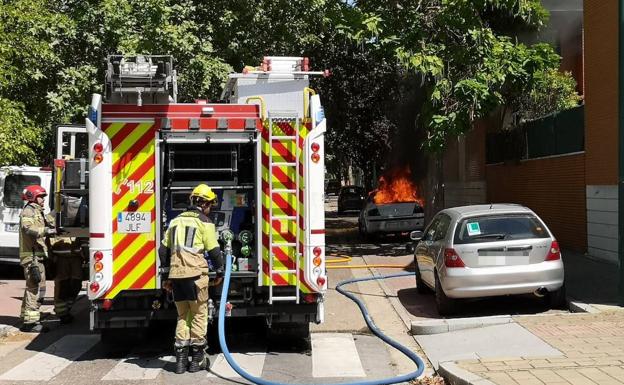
[338,0,579,153]
[0,0,580,174]
[518,69,582,122]
[0,98,42,165]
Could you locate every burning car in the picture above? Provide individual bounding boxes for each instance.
[358,167,425,238]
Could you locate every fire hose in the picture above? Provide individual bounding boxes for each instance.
[217,233,425,385]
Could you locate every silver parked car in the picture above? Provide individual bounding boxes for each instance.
[411,204,565,315]
[358,197,425,238]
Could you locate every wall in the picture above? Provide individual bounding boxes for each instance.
[584,0,619,263]
[586,185,618,263]
[486,153,587,252]
[584,0,618,186]
[442,122,487,208]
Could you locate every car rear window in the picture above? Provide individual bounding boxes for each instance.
[3,174,41,208]
[341,187,363,195]
[454,214,550,244]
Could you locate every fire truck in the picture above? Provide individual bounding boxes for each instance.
[53,55,328,342]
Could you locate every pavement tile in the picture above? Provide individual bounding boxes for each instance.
[508,371,540,380]
[577,367,624,384]
[593,359,623,366]
[461,364,488,373]
[480,357,522,363]
[600,366,624,380]
[554,369,599,385]
[507,362,535,370]
[530,369,566,382]
[481,371,521,385]
[447,311,624,385]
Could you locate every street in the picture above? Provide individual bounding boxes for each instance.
[3,3,624,384]
[0,198,578,385]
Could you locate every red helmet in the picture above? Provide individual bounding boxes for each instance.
[22,185,47,203]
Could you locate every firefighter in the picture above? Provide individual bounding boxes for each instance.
[51,237,84,324]
[159,183,224,374]
[19,185,56,333]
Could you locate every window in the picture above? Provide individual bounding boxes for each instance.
[341,187,364,195]
[61,131,89,159]
[424,216,441,242]
[433,214,451,241]
[3,175,41,208]
[454,214,550,244]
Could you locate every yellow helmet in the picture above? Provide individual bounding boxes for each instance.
[190,184,217,202]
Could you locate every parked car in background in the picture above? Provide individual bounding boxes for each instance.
[0,166,52,265]
[325,179,341,196]
[410,204,565,315]
[358,196,425,238]
[337,185,366,214]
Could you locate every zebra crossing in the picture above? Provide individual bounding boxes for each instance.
[0,332,396,384]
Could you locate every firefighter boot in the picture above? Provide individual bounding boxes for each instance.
[188,342,208,373]
[174,340,190,374]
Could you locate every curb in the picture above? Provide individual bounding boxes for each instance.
[411,315,513,335]
[567,298,602,314]
[438,362,496,385]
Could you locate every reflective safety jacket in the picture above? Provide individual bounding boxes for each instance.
[19,203,54,266]
[161,207,223,279]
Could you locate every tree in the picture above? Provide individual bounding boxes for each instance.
[335,0,580,152]
[0,0,72,165]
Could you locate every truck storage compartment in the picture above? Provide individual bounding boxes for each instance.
[161,138,258,274]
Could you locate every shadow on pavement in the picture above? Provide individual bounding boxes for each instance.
[562,249,620,305]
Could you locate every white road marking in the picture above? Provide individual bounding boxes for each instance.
[0,334,99,381]
[312,333,365,377]
[207,352,266,378]
[102,355,174,381]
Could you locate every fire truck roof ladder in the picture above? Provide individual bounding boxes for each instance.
[268,112,301,304]
[105,55,177,105]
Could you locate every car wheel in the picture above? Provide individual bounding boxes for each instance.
[359,220,369,240]
[435,272,455,316]
[414,259,430,294]
[548,283,567,310]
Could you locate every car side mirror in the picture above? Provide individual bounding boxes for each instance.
[410,230,424,241]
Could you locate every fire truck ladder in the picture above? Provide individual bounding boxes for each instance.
[268,113,300,304]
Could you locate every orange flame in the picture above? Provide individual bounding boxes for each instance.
[372,166,424,206]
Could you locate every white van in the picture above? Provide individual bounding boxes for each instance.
[0,166,52,265]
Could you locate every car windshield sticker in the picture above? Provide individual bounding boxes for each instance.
[467,222,481,236]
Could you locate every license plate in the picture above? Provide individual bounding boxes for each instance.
[4,223,18,233]
[117,212,151,233]
[478,256,506,266]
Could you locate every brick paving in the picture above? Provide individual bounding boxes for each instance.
[455,311,624,385]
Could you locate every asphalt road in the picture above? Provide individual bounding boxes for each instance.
[0,198,566,384]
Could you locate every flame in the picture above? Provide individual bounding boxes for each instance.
[372,166,424,206]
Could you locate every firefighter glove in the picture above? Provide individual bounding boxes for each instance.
[29,264,42,285]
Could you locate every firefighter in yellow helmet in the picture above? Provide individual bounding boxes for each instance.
[19,185,56,333]
[159,183,224,374]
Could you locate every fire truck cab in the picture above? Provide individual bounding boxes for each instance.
[53,55,327,341]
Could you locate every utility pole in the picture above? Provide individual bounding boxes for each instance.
[619,0,624,305]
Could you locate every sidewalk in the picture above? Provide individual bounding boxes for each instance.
[425,250,624,385]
